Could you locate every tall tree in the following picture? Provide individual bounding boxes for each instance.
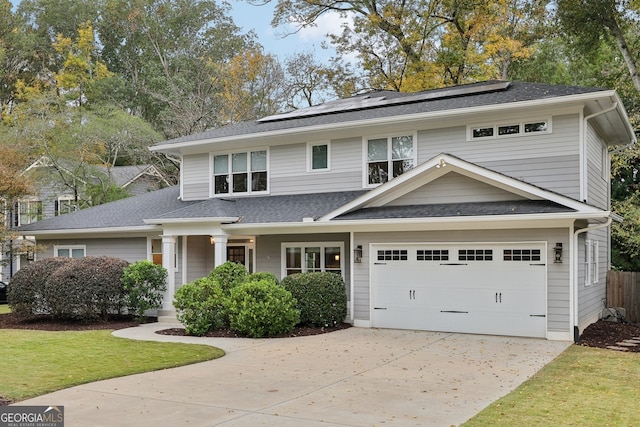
[267,0,547,91]
[98,0,255,137]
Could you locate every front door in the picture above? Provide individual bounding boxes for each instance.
[227,245,254,273]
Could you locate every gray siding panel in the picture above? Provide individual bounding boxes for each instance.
[182,154,210,200]
[586,124,609,209]
[270,138,363,195]
[256,234,351,304]
[578,228,608,330]
[36,237,148,262]
[389,172,525,206]
[186,235,214,283]
[352,229,571,334]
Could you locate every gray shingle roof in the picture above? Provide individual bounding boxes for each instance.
[333,200,576,221]
[152,81,605,147]
[16,186,191,231]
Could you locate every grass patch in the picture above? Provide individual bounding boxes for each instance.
[0,329,223,402]
[463,345,640,426]
[0,305,10,315]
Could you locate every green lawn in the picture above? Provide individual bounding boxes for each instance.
[463,345,640,426]
[0,305,10,314]
[0,329,223,402]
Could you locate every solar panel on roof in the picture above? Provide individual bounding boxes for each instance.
[258,81,511,123]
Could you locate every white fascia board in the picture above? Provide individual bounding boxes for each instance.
[319,153,601,221]
[222,211,608,235]
[23,225,162,239]
[144,217,240,225]
[150,91,619,155]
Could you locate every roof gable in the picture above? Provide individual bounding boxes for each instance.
[319,153,603,221]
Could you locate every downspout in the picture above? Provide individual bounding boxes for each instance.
[572,217,612,343]
[349,231,355,322]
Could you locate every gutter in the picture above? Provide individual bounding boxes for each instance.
[572,217,614,343]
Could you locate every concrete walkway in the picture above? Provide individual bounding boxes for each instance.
[19,324,571,426]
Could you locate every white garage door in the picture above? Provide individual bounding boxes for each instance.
[371,243,547,338]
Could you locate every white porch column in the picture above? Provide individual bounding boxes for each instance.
[161,235,177,311]
[213,235,228,267]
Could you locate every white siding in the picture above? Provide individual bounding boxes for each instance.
[352,229,571,333]
[182,154,210,200]
[388,172,525,206]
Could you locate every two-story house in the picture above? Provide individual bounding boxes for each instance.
[1,160,170,281]
[16,81,636,341]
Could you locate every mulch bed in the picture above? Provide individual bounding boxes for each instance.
[577,319,640,352]
[156,323,352,338]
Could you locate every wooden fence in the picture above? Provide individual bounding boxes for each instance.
[607,271,640,323]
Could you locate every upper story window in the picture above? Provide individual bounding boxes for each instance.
[213,150,268,195]
[55,196,76,216]
[366,134,415,186]
[15,199,43,226]
[469,119,550,140]
[308,142,330,171]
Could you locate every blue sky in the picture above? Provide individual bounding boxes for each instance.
[9,0,342,62]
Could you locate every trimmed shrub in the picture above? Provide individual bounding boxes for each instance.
[207,261,247,295]
[44,256,129,321]
[227,279,299,338]
[173,277,227,336]
[121,260,168,322]
[281,272,348,327]
[8,257,73,318]
[244,271,279,286]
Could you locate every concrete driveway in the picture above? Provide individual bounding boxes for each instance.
[19,324,570,426]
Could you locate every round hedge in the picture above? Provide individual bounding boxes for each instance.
[8,257,73,318]
[173,277,227,336]
[281,272,348,327]
[227,279,299,338]
[44,256,129,321]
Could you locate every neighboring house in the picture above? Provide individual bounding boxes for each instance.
[15,81,636,342]
[1,159,170,281]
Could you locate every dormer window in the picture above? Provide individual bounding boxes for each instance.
[213,150,268,195]
[366,134,416,186]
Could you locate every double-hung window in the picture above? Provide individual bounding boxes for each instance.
[585,240,599,286]
[282,243,343,277]
[213,150,268,195]
[55,196,75,216]
[16,200,43,226]
[366,134,415,185]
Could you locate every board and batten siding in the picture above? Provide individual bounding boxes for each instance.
[352,229,571,334]
[388,172,526,206]
[585,123,609,209]
[269,138,363,195]
[181,154,210,200]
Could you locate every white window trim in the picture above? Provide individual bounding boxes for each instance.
[281,242,345,278]
[585,239,599,287]
[210,148,270,197]
[467,118,552,141]
[306,140,331,172]
[56,195,76,216]
[54,245,86,258]
[362,131,418,188]
[17,198,43,226]
[148,237,179,271]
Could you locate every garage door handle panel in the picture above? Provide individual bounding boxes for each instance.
[530,263,546,266]
[530,314,546,317]
[440,310,469,314]
[374,262,387,265]
[439,263,468,266]
[374,307,387,310]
